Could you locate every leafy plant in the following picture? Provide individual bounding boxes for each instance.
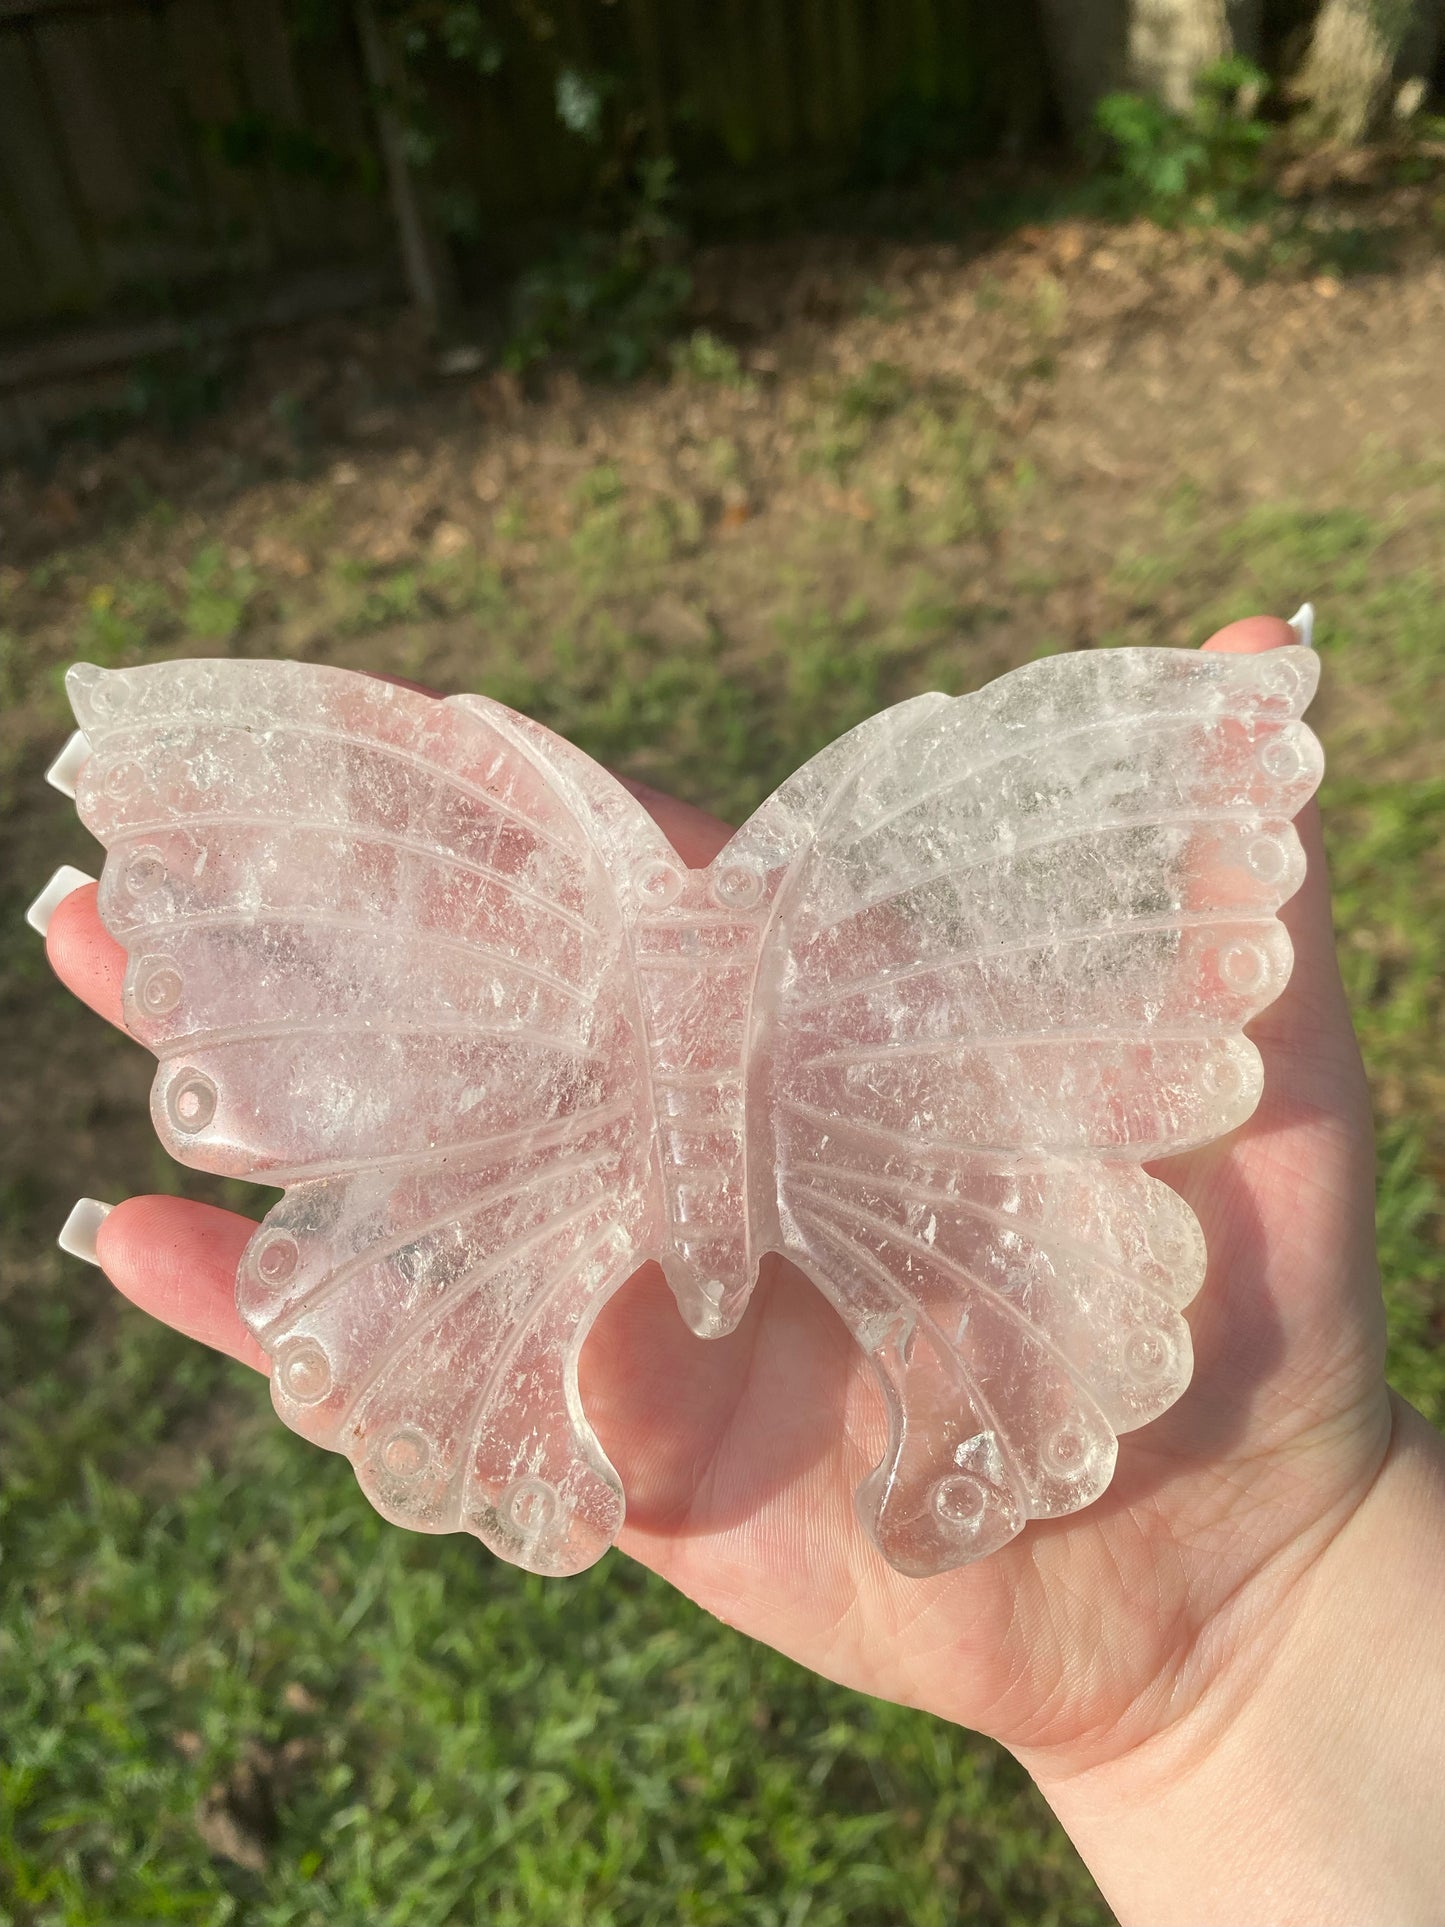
[1231,206,1395,284]
[78,580,173,664]
[200,111,359,187]
[1094,57,1271,224]
[185,545,257,642]
[837,360,913,425]
[505,160,692,380]
[671,330,747,387]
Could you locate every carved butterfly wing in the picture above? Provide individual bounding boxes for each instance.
[66,646,1324,1580]
[67,659,668,1575]
[740,646,1322,1574]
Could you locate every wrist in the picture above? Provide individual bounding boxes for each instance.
[1021,1396,1445,1927]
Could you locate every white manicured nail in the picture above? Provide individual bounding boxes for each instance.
[45,729,91,798]
[1287,603,1315,649]
[25,864,96,937]
[58,1197,114,1265]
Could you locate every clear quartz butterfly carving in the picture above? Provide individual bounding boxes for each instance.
[57,645,1322,1578]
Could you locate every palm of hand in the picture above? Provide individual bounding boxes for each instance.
[50,619,1391,1783]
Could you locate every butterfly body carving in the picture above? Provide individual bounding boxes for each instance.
[64,646,1322,1577]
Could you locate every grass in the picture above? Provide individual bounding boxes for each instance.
[3,1306,1097,1927]
[2,245,1443,1924]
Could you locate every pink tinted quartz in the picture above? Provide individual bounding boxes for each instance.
[60,644,1322,1575]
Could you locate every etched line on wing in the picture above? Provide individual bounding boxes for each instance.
[256,1097,633,1188]
[796,1025,1242,1073]
[101,714,580,859]
[836,689,1305,856]
[790,1200,1032,1509]
[797,1163,1194,1410]
[152,1019,603,1059]
[250,1140,626,1342]
[633,952,756,972]
[453,1219,626,1511]
[808,807,1294,941]
[779,1097,1023,1163]
[794,907,1282,1013]
[121,907,589,1004]
[798,1187,1125,1507]
[107,813,600,938]
[793,1182,1107,1417]
[655,1068,745,1089]
[635,909,760,930]
[329,1192,612,1433]
[791,1146,1185,1327]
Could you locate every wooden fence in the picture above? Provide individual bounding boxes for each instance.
[0,0,386,334]
[0,0,1043,342]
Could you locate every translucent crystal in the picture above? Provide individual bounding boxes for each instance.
[62,645,1322,1576]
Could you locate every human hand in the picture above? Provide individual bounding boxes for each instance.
[41,617,1445,1923]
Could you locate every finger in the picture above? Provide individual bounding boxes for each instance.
[1199,613,1298,656]
[46,880,126,1030]
[1198,611,1363,1099]
[612,774,733,865]
[95,1195,269,1373]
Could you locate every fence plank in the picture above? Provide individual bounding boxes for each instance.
[626,0,671,153]
[802,0,838,148]
[286,10,385,261]
[162,0,273,273]
[0,25,95,322]
[3,0,1055,341]
[223,0,327,261]
[0,182,42,328]
[32,15,142,236]
[835,0,866,138]
[753,0,797,159]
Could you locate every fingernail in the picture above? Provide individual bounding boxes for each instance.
[58,1197,114,1265]
[25,864,96,937]
[1287,603,1315,649]
[46,729,91,798]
